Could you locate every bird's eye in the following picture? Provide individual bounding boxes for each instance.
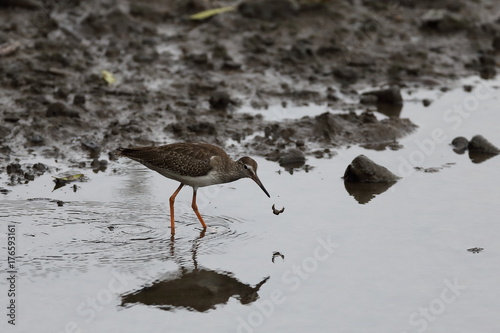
[243,164,248,170]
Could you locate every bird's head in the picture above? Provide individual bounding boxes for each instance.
[237,156,270,198]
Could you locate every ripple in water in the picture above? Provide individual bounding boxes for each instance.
[1,199,254,277]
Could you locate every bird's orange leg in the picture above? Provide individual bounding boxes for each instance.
[169,183,184,234]
[191,188,207,229]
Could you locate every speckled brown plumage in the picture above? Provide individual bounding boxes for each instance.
[117,143,226,177]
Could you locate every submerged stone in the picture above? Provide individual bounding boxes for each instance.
[468,135,500,154]
[344,155,400,183]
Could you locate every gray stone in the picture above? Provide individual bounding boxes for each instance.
[344,155,400,183]
[279,148,306,166]
[468,135,500,154]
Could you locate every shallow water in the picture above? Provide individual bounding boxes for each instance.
[1,76,500,333]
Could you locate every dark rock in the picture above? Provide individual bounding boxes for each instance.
[463,85,473,92]
[46,102,79,117]
[32,162,46,173]
[24,172,35,181]
[451,136,469,153]
[361,86,403,105]
[313,112,343,140]
[73,94,86,105]
[468,135,500,154]
[422,99,432,107]
[209,91,231,110]
[279,148,306,167]
[6,163,22,174]
[91,158,108,172]
[344,155,400,183]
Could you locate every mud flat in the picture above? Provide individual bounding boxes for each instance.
[1,0,499,180]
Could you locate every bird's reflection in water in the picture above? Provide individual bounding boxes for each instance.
[121,231,269,312]
[344,181,396,204]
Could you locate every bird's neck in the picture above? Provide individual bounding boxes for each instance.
[217,161,244,183]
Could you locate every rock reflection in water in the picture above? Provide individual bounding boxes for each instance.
[375,102,403,118]
[343,181,396,204]
[468,151,497,164]
[121,232,269,312]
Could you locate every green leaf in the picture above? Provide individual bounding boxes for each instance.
[189,6,236,20]
[101,70,117,85]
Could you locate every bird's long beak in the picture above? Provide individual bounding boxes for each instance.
[251,174,270,198]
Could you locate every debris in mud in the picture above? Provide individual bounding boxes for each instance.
[467,247,484,254]
[209,90,232,110]
[6,162,48,185]
[272,251,285,263]
[343,155,400,183]
[52,173,85,191]
[57,200,64,207]
[420,9,470,33]
[272,204,285,215]
[91,158,108,173]
[414,163,455,173]
[189,6,236,20]
[0,40,21,56]
[82,141,101,158]
[101,70,117,85]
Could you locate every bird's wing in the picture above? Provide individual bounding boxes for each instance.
[118,143,227,177]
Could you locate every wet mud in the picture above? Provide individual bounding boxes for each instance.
[1,0,499,181]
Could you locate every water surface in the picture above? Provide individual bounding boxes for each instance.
[1,76,499,333]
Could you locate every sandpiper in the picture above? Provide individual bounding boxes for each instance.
[117,143,270,234]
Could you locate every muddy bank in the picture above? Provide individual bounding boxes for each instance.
[1,0,499,183]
